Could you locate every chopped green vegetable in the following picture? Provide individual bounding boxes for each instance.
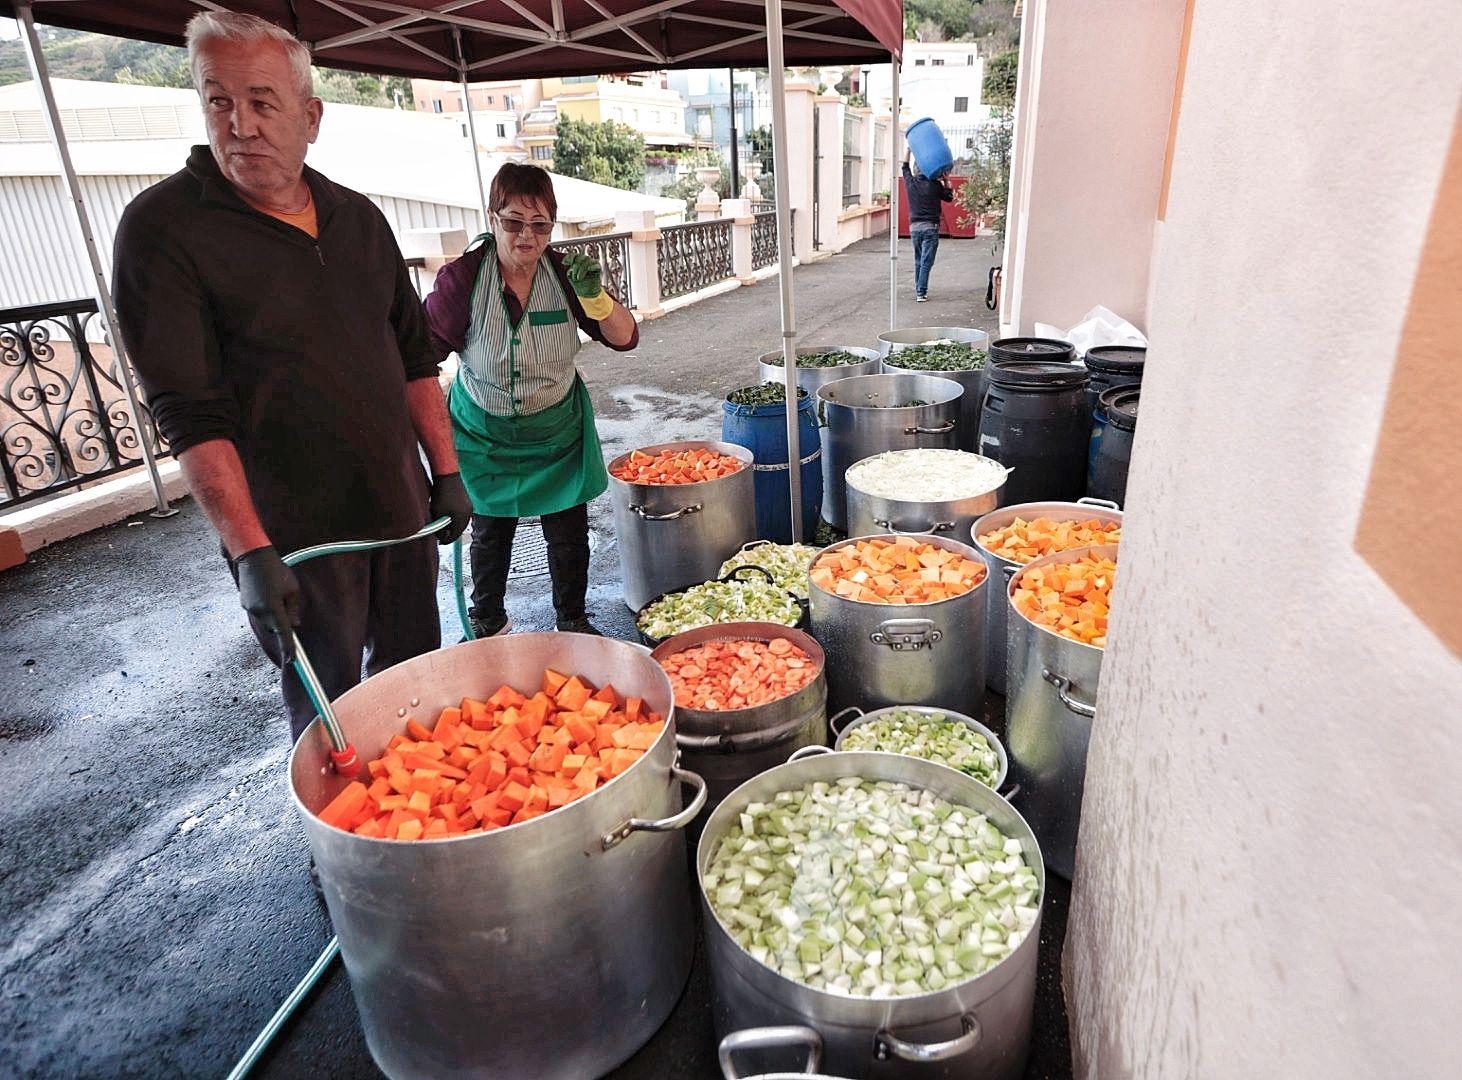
[719,543,818,599]
[638,578,801,640]
[885,343,989,371]
[727,382,810,406]
[764,349,867,368]
[841,710,1002,788]
[704,779,1039,997]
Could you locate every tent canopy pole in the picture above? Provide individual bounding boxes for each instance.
[888,56,900,331]
[764,0,803,541]
[453,27,490,227]
[15,0,173,516]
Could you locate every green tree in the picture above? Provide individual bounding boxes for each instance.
[552,117,646,190]
[659,149,731,211]
[983,49,1019,109]
[748,125,775,180]
[904,0,973,41]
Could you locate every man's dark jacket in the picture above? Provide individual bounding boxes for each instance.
[902,162,953,227]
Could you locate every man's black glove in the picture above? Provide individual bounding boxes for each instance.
[429,472,473,544]
[236,545,302,662]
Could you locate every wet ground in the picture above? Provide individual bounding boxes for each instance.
[0,234,1074,1079]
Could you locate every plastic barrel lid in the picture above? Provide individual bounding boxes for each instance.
[1084,345,1147,375]
[989,336,1076,364]
[988,360,1090,391]
[1098,385,1141,430]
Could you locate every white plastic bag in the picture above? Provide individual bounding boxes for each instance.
[1034,305,1147,360]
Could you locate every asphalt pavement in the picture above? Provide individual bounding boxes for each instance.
[0,233,1074,1080]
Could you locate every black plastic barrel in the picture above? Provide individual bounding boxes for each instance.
[1082,345,1146,419]
[1087,385,1139,506]
[978,361,1090,506]
[989,337,1076,366]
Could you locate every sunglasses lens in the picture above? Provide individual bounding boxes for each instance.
[497,216,553,236]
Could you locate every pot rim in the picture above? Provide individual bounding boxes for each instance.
[607,439,755,493]
[970,500,1125,565]
[808,532,989,609]
[845,449,1009,506]
[651,621,825,722]
[815,372,964,409]
[1005,542,1119,654]
[758,345,881,367]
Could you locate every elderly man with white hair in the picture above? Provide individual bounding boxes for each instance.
[113,12,472,745]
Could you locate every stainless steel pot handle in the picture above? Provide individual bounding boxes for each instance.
[1042,669,1097,718]
[904,419,957,435]
[1077,496,1121,511]
[872,517,956,536]
[675,710,815,753]
[600,765,707,849]
[789,744,834,762]
[870,618,942,651]
[827,705,863,736]
[719,1026,824,1079]
[874,1013,980,1063]
[629,502,702,521]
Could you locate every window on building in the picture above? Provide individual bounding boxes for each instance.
[486,95,495,105]
[496,123,506,138]
[633,108,640,122]
[505,95,514,110]
[613,106,623,120]
[532,145,553,160]
[914,58,926,66]
[432,99,443,113]
[967,55,974,65]
[954,96,968,113]
[932,59,944,67]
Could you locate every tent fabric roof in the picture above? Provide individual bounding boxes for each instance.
[0,1,903,80]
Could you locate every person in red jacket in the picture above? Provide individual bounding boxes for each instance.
[903,152,954,302]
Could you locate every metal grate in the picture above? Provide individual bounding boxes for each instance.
[507,518,549,578]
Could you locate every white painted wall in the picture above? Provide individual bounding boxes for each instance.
[1001,0,1186,337]
[1062,1,1462,1077]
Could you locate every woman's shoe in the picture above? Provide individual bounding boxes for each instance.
[555,615,602,636]
[466,614,512,640]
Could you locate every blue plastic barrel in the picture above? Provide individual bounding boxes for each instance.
[906,118,954,180]
[721,394,823,543]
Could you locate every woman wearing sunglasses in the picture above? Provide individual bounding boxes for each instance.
[425,162,637,637]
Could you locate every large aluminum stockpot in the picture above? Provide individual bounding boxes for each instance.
[290,633,705,1080]
[609,439,756,612]
[699,750,1044,1080]
[1005,544,1116,881]
[879,330,992,454]
[969,498,1122,695]
[807,532,987,718]
[653,622,828,822]
[828,703,1009,792]
[758,346,882,397]
[816,374,962,532]
[845,449,1007,539]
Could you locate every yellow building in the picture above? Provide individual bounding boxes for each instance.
[519,74,701,169]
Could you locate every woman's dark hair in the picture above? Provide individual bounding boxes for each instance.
[489,162,557,220]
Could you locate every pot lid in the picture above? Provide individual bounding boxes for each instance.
[1098,385,1140,430]
[1083,345,1147,374]
[988,360,1090,390]
[989,336,1076,364]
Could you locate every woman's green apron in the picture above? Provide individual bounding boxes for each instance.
[448,236,609,518]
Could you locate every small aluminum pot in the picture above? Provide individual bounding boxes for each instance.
[816,374,963,531]
[636,565,805,648]
[652,622,828,819]
[806,532,988,718]
[608,440,757,612]
[757,345,882,397]
[825,703,1009,792]
[845,449,1007,539]
[969,498,1122,694]
[700,750,1044,1080]
[1005,543,1116,880]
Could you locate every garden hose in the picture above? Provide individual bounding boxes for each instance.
[225,521,474,1080]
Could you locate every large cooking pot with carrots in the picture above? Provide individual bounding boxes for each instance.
[608,440,757,612]
[289,633,703,1080]
[698,750,1044,1079]
[651,622,827,822]
[970,498,1122,694]
[1004,543,1117,880]
[806,533,988,718]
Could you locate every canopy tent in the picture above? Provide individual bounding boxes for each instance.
[3,0,906,536]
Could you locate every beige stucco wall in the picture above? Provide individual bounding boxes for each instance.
[1063,1,1462,1076]
[1001,0,1186,337]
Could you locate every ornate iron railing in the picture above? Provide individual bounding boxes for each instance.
[751,209,798,271]
[0,299,168,508]
[550,232,632,305]
[656,219,734,300]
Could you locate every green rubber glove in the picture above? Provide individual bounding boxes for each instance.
[563,253,604,299]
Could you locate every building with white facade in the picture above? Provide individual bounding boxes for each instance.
[866,42,990,155]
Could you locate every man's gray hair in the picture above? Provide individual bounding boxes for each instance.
[185,12,314,101]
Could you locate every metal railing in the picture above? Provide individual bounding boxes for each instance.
[0,299,169,508]
[656,219,734,300]
[751,209,798,271]
[550,232,633,305]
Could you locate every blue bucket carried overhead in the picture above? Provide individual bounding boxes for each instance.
[906,117,954,180]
